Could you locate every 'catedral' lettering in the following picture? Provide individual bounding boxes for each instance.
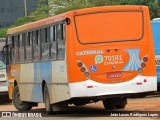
[76,50,104,56]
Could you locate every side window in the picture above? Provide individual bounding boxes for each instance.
[25,32,32,62]
[41,28,50,60]
[41,28,47,44]
[50,26,56,60]
[33,30,40,61]
[19,34,24,63]
[7,36,12,64]
[11,36,15,63]
[57,24,65,60]
[14,35,19,63]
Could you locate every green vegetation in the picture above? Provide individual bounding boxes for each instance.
[52,0,159,19]
[0,0,160,37]
[0,0,50,38]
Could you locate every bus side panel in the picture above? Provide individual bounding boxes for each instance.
[8,59,70,103]
[18,64,28,101]
[19,63,43,102]
[50,60,70,104]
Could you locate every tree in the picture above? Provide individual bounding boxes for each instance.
[50,0,93,15]
[30,0,50,21]
[1,0,160,38]
[0,27,8,38]
[0,0,50,38]
[51,0,159,19]
[119,0,159,19]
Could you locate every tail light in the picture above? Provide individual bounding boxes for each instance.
[77,62,83,67]
[141,62,146,68]
[84,72,89,77]
[80,67,86,72]
[77,60,90,78]
[143,57,148,62]
[138,55,148,74]
[138,68,143,73]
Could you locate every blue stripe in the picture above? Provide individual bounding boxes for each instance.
[31,61,52,102]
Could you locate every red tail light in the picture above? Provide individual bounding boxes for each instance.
[141,63,146,68]
[77,60,90,78]
[143,57,148,62]
[80,67,86,72]
[77,62,83,67]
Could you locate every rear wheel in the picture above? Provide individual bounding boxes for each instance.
[44,84,53,113]
[103,98,115,110]
[115,98,127,109]
[103,97,127,110]
[5,98,12,104]
[12,85,32,111]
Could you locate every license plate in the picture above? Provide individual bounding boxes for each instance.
[107,72,122,79]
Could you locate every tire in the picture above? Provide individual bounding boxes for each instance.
[116,98,127,109]
[44,84,53,113]
[0,95,12,104]
[103,98,127,110]
[6,99,12,104]
[12,85,32,111]
[103,99,115,110]
[5,95,12,103]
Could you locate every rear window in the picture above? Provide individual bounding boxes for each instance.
[74,11,143,44]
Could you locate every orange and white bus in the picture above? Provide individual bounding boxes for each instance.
[4,5,156,111]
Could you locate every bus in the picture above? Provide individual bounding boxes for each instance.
[151,19,160,92]
[3,6,157,111]
[0,38,11,103]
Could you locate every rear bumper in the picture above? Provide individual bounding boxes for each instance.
[69,75,157,98]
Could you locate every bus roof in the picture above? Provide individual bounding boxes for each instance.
[7,13,67,35]
[7,5,147,35]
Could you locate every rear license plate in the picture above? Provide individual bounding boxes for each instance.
[107,72,122,79]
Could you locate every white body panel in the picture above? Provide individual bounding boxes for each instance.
[69,76,157,98]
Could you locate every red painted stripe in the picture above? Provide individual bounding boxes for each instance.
[136,82,142,85]
[87,86,93,88]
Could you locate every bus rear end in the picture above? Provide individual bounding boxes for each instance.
[67,6,156,109]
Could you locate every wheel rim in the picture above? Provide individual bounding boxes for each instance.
[16,92,23,105]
